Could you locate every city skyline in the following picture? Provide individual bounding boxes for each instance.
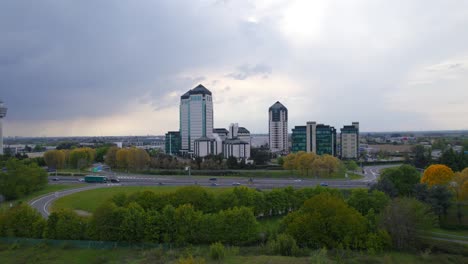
[2,1,468,137]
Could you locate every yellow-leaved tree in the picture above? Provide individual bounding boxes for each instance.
[452,168,468,201]
[421,164,454,187]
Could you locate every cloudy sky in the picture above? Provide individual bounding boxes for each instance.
[1,0,468,137]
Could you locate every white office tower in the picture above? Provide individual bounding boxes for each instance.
[340,122,360,159]
[0,101,7,155]
[269,101,288,153]
[180,84,214,156]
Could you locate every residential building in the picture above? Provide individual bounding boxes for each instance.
[269,101,288,153]
[0,101,7,155]
[165,131,181,155]
[291,126,307,152]
[340,122,359,159]
[179,84,214,156]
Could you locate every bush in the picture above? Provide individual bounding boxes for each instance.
[267,234,300,256]
[177,255,206,264]
[209,242,225,261]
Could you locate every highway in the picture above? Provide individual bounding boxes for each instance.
[33,165,399,218]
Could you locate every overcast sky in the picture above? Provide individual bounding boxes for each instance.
[1,0,468,137]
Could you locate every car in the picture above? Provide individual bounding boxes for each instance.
[110,178,120,183]
[78,178,85,182]
[209,178,217,181]
[158,182,164,185]
[232,182,241,186]
[52,177,60,181]
[293,179,302,182]
[211,183,219,186]
[320,182,328,187]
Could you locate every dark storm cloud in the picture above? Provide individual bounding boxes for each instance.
[0,0,259,121]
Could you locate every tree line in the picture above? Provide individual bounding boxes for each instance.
[282,152,342,177]
[0,159,48,200]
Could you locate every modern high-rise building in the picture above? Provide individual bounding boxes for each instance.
[291,126,306,152]
[269,101,288,153]
[340,122,359,159]
[306,122,337,156]
[165,131,181,155]
[179,84,214,155]
[0,101,7,155]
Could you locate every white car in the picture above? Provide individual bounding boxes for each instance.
[293,179,302,182]
[232,182,241,186]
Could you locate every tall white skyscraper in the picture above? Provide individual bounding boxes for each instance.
[0,101,7,155]
[269,101,288,153]
[179,84,214,155]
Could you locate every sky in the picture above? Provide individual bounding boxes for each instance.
[1,0,468,137]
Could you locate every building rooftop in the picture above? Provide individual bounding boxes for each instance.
[213,128,229,134]
[238,127,250,134]
[180,84,212,99]
[269,101,287,111]
[224,138,249,144]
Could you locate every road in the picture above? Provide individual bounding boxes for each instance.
[35,165,398,218]
[29,185,107,218]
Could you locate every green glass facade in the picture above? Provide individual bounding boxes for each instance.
[165,131,181,155]
[315,125,337,156]
[292,126,306,152]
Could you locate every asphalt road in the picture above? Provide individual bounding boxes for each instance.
[35,165,399,218]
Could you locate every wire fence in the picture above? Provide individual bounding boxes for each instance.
[0,237,170,250]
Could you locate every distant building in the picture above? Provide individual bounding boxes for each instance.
[291,126,307,152]
[213,128,229,141]
[306,122,337,156]
[269,101,288,153]
[223,123,250,159]
[340,122,359,159]
[179,84,214,156]
[0,101,7,155]
[165,131,181,155]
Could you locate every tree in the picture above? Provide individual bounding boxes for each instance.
[379,165,420,196]
[421,164,454,187]
[45,209,88,240]
[345,160,359,172]
[412,145,430,169]
[120,202,146,242]
[347,189,390,215]
[0,159,48,200]
[370,177,398,198]
[69,148,96,169]
[250,148,270,165]
[173,204,202,244]
[105,146,119,169]
[452,168,468,201]
[226,156,239,169]
[281,193,367,249]
[0,204,46,238]
[43,150,66,169]
[219,207,259,245]
[379,197,437,250]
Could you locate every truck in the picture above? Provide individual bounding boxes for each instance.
[84,175,108,183]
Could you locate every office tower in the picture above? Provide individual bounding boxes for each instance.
[341,122,359,159]
[306,122,337,156]
[179,84,214,155]
[165,131,181,155]
[223,123,250,159]
[269,101,288,153]
[0,101,7,155]
[291,126,307,152]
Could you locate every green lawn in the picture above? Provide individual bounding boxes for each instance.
[51,186,233,214]
[0,243,467,264]
[0,184,86,212]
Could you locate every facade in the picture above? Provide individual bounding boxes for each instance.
[291,126,307,152]
[213,128,229,141]
[0,101,7,155]
[222,123,250,159]
[269,101,288,153]
[340,122,359,159]
[179,84,214,155]
[165,131,181,155]
[305,122,337,156]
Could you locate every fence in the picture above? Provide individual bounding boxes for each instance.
[0,237,169,250]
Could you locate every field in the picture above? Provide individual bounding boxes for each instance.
[0,243,466,264]
[51,186,233,213]
[0,184,86,212]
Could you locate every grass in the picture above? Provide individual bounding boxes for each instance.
[0,243,467,264]
[51,186,233,214]
[0,184,86,212]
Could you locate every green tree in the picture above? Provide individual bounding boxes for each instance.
[219,207,259,245]
[105,146,119,169]
[209,242,226,261]
[379,165,421,196]
[174,204,202,245]
[0,204,45,238]
[43,150,66,169]
[379,197,437,250]
[281,193,367,249]
[120,202,146,242]
[0,159,48,200]
[347,189,390,215]
[45,209,88,240]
